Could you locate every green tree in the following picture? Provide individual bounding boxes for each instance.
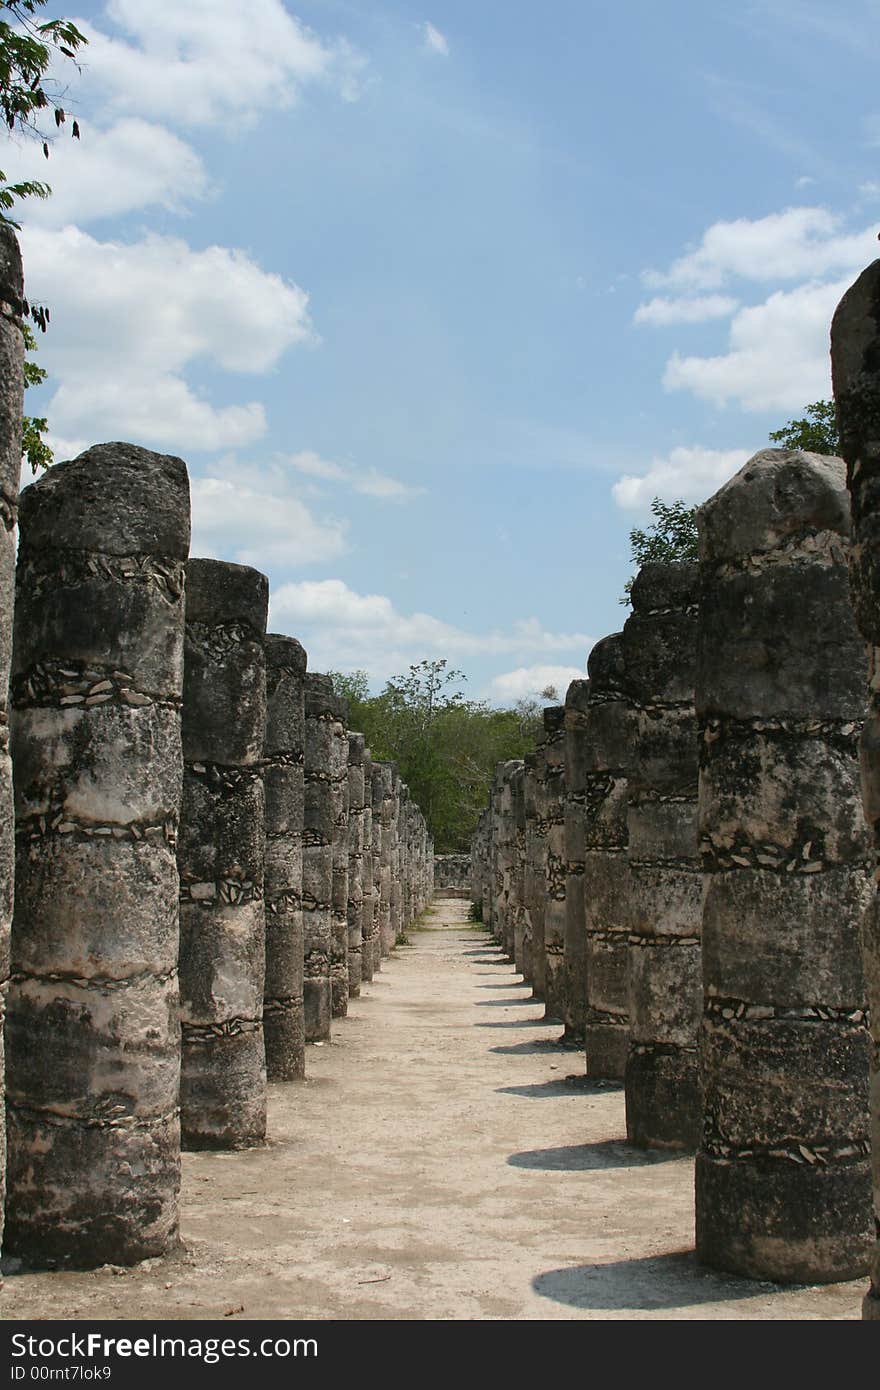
[0,0,86,230]
[20,318,51,471]
[622,496,698,603]
[768,399,839,455]
[327,660,540,851]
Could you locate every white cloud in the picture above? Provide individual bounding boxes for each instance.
[269,579,591,681]
[634,294,738,326]
[487,665,586,706]
[662,278,846,412]
[20,225,312,451]
[612,446,751,512]
[4,119,209,227]
[287,450,424,503]
[191,474,348,569]
[77,0,363,128]
[423,22,450,56]
[643,207,875,292]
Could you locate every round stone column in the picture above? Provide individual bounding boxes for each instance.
[542,708,566,1022]
[0,225,23,1265]
[695,448,873,1283]
[563,680,590,1044]
[329,691,350,1018]
[347,732,367,998]
[583,635,631,1080]
[303,674,334,1040]
[6,442,189,1265]
[623,563,701,1149]
[361,747,375,983]
[832,263,880,1315]
[178,559,268,1150]
[263,634,307,1081]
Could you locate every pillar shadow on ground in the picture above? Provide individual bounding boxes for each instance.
[532,1251,781,1311]
[476,1017,555,1029]
[474,996,536,1007]
[497,1078,623,1098]
[462,947,506,957]
[489,1038,568,1056]
[508,1138,689,1171]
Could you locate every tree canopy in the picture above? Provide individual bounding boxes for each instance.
[329,659,544,852]
[621,496,698,603]
[768,399,839,455]
[0,0,86,230]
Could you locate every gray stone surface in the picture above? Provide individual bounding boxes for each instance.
[542,708,566,1023]
[563,680,590,1043]
[303,674,335,1040]
[329,692,350,1018]
[347,733,366,999]
[263,634,307,1081]
[529,735,549,1000]
[0,224,22,1267]
[623,563,701,1150]
[178,559,268,1151]
[832,262,880,1317]
[695,448,873,1284]
[6,442,189,1266]
[583,636,631,1078]
[360,748,375,983]
[373,762,394,958]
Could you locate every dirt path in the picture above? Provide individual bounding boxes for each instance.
[1,899,866,1321]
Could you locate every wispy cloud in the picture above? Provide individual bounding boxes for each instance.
[423,22,450,56]
[612,446,751,512]
[288,450,424,503]
[634,294,738,326]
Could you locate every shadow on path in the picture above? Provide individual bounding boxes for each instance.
[532,1251,779,1311]
[476,1017,554,1029]
[474,996,538,1008]
[497,1078,624,1099]
[508,1138,689,1171]
[489,1038,565,1056]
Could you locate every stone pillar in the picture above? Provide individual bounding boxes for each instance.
[696,448,873,1284]
[399,782,410,933]
[623,564,701,1149]
[530,734,549,999]
[521,757,537,985]
[583,635,630,1080]
[832,270,880,1315]
[389,768,402,948]
[375,762,394,957]
[563,680,590,1044]
[178,559,267,1150]
[0,225,23,1265]
[347,733,366,998]
[263,634,307,1081]
[543,708,566,1023]
[329,692,350,1018]
[360,747,375,983]
[5,442,189,1265]
[303,674,334,1040]
[511,765,527,970]
[487,767,502,943]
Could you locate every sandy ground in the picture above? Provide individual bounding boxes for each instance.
[1,898,867,1321]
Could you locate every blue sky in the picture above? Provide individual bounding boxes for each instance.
[9,1,880,701]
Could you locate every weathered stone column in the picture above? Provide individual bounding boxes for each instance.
[399,782,410,933]
[563,680,590,1044]
[0,225,23,1265]
[543,707,566,1023]
[623,564,701,1149]
[263,634,307,1081]
[388,768,402,948]
[583,635,630,1079]
[360,747,375,983]
[347,733,366,998]
[329,691,350,1018]
[487,766,503,944]
[303,674,334,1039]
[521,757,537,985]
[511,765,527,969]
[696,448,873,1284]
[529,734,549,999]
[6,442,189,1265]
[178,559,267,1150]
[375,762,395,957]
[832,266,880,1316]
